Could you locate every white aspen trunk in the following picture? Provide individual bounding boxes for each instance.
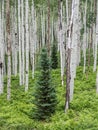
[34,10,37,53]
[1,0,4,78]
[59,2,64,86]
[47,0,50,55]
[0,4,3,94]
[54,21,58,45]
[18,0,22,85]
[86,30,89,49]
[65,0,69,47]
[25,0,29,91]
[30,0,35,79]
[93,0,98,72]
[58,0,65,86]
[11,7,16,75]
[0,0,5,94]
[6,0,11,100]
[65,0,74,112]
[43,11,45,46]
[33,2,37,79]
[95,0,98,93]
[15,0,18,76]
[93,24,95,57]
[41,10,45,46]
[3,9,6,76]
[21,0,25,84]
[77,12,82,66]
[58,1,60,52]
[66,0,69,27]
[62,8,66,85]
[83,0,87,73]
[51,16,54,44]
[70,0,80,101]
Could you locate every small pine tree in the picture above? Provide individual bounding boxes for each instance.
[33,48,57,120]
[51,43,58,69]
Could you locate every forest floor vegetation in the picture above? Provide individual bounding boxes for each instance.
[0,67,98,130]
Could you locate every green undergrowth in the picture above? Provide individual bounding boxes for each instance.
[0,67,98,130]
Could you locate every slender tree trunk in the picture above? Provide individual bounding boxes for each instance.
[0,2,4,94]
[25,0,29,91]
[58,0,65,86]
[83,0,87,73]
[95,0,98,93]
[18,0,22,85]
[70,0,80,101]
[47,0,50,56]
[66,0,69,27]
[65,48,71,112]
[93,24,95,57]
[65,0,74,112]
[6,0,11,100]
[30,0,35,79]
[11,6,16,75]
[1,0,5,92]
[94,0,98,72]
[14,0,18,76]
[21,0,25,84]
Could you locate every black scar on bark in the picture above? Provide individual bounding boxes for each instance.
[0,62,3,69]
[25,71,28,74]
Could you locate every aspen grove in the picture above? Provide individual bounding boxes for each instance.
[0,0,98,129]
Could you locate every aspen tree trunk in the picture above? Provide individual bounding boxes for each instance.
[70,0,80,101]
[62,3,66,86]
[51,16,54,44]
[95,0,98,93]
[41,10,45,46]
[3,7,7,76]
[94,0,98,72]
[11,7,16,75]
[47,0,50,56]
[93,24,95,57]
[0,4,3,94]
[34,10,37,54]
[33,2,37,79]
[88,26,92,69]
[92,0,97,57]
[65,24,71,112]
[57,0,60,52]
[0,0,5,94]
[21,0,25,84]
[93,0,97,58]
[59,0,64,86]
[76,12,81,66]
[66,0,69,27]
[43,10,45,46]
[14,0,18,76]
[18,0,22,85]
[58,0,65,86]
[83,0,87,73]
[25,0,29,91]
[65,0,74,112]
[65,47,71,112]
[1,0,5,89]
[6,0,11,100]
[30,0,35,79]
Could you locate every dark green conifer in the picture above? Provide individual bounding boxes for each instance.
[33,48,57,120]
